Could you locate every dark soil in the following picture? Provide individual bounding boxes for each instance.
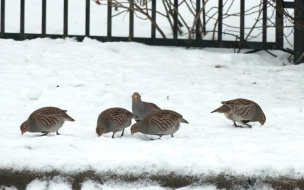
[0,169,303,190]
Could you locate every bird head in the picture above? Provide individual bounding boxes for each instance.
[96,125,105,136]
[20,121,29,135]
[132,92,141,103]
[130,123,139,135]
[258,113,266,125]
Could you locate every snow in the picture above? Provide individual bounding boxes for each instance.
[0,178,277,190]
[1,38,303,178]
[26,177,72,190]
[1,180,219,190]
[0,0,304,188]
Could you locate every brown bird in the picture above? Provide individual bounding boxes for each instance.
[132,92,161,122]
[96,107,135,138]
[20,107,75,135]
[211,98,266,128]
[130,109,189,138]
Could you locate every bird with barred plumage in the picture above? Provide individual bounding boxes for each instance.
[131,109,188,138]
[96,107,136,138]
[131,92,161,122]
[20,107,75,135]
[211,98,266,128]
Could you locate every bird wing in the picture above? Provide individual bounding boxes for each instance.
[35,109,65,129]
[38,107,65,114]
[149,112,176,132]
[108,109,130,126]
[148,103,161,112]
[223,99,255,119]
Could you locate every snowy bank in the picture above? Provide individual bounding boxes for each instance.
[0,38,304,189]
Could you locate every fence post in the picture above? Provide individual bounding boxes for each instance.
[107,0,112,40]
[20,0,25,35]
[173,0,178,41]
[240,0,244,42]
[64,0,68,37]
[151,0,156,40]
[85,0,90,37]
[275,0,283,49]
[42,0,46,37]
[129,0,134,40]
[195,0,200,46]
[1,0,4,36]
[218,0,222,42]
[262,0,267,49]
[294,0,304,64]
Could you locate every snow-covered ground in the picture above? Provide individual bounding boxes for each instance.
[1,180,210,190]
[1,178,275,190]
[2,180,221,190]
[1,38,303,178]
[0,0,303,189]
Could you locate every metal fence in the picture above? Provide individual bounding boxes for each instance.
[0,0,303,64]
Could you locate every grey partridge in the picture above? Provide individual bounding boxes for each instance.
[20,107,75,135]
[132,92,161,122]
[96,107,135,138]
[130,109,188,138]
[211,98,266,128]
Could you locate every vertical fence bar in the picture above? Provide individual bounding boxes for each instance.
[151,0,156,40]
[294,0,304,64]
[173,0,178,40]
[107,0,112,39]
[195,0,201,45]
[0,0,5,35]
[129,0,134,40]
[42,0,46,36]
[85,0,90,36]
[1,0,4,35]
[64,0,68,37]
[262,0,267,48]
[202,0,206,35]
[275,0,283,49]
[20,0,25,34]
[240,0,244,41]
[218,0,222,42]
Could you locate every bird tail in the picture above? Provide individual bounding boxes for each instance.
[132,114,140,122]
[63,112,75,122]
[181,118,189,124]
[211,105,230,113]
[210,108,218,113]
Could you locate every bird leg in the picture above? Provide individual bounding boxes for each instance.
[233,121,244,128]
[41,132,49,136]
[244,123,252,128]
[120,129,125,137]
[112,132,116,138]
[171,134,174,138]
[158,134,163,139]
[151,136,162,140]
[56,131,61,135]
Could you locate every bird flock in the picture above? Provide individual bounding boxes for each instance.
[20,92,266,139]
